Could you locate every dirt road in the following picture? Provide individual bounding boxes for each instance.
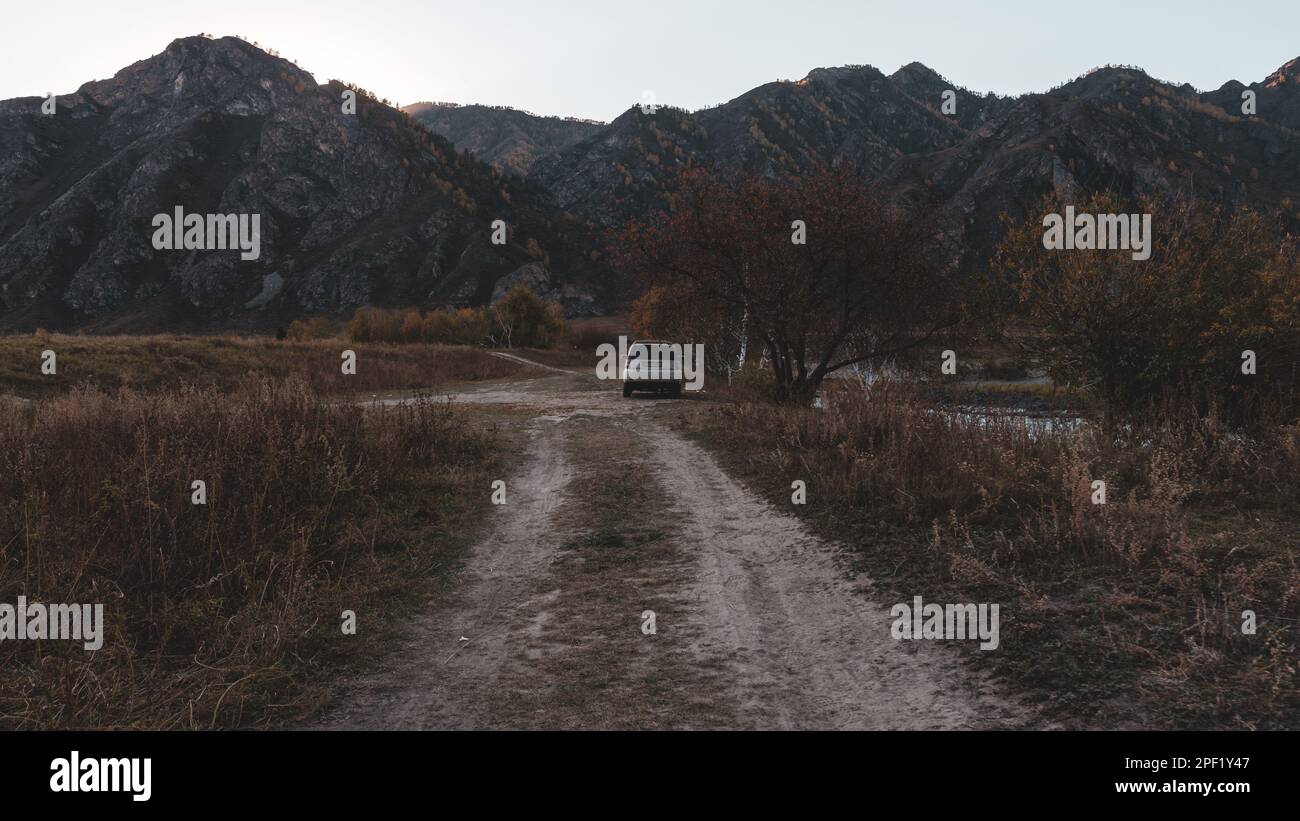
[313,362,1035,730]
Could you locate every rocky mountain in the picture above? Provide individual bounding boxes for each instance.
[404,102,604,177]
[0,36,608,332]
[528,63,991,228]
[882,65,1300,275]
[422,58,1300,279]
[4,39,1298,332]
[413,62,1019,230]
[1202,56,1300,130]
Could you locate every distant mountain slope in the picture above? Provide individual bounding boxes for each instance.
[529,63,987,228]
[404,102,604,177]
[5,41,1298,332]
[417,57,1300,276]
[1202,56,1300,130]
[887,62,1019,131]
[882,65,1300,274]
[0,36,607,332]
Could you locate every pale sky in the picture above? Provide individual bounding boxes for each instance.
[2,0,1297,122]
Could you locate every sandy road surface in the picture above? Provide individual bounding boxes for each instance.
[313,363,1034,730]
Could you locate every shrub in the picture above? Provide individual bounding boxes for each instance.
[423,307,490,346]
[286,317,333,340]
[399,309,424,343]
[994,192,1300,423]
[348,306,401,343]
[490,286,568,348]
[346,299,569,349]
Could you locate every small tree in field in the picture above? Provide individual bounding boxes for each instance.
[994,191,1300,422]
[423,307,491,345]
[286,317,333,340]
[491,286,568,349]
[611,168,963,403]
[348,306,401,343]
[399,309,424,343]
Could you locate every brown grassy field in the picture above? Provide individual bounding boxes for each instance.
[0,333,529,398]
[0,376,506,729]
[679,378,1299,729]
[4,330,1293,729]
[0,331,536,729]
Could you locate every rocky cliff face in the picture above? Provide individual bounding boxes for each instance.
[0,36,606,331]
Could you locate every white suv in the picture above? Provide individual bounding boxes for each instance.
[622,339,685,398]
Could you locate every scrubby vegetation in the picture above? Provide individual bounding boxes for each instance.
[0,333,529,399]
[687,379,1298,728]
[0,379,499,728]
[995,192,1300,424]
[346,287,569,349]
[613,168,961,402]
[0,313,557,728]
[642,174,1299,727]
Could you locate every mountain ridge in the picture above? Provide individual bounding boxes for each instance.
[418,54,1300,279]
[2,39,1299,331]
[0,36,609,331]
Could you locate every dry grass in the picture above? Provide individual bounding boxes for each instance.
[684,380,1299,728]
[0,378,499,728]
[0,333,529,398]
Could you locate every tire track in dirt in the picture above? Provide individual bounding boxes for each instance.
[488,351,582,374]
[315,362,1035,729]
[642,423,1033,729]
[311,417,573,729]
[478,413,742,729]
